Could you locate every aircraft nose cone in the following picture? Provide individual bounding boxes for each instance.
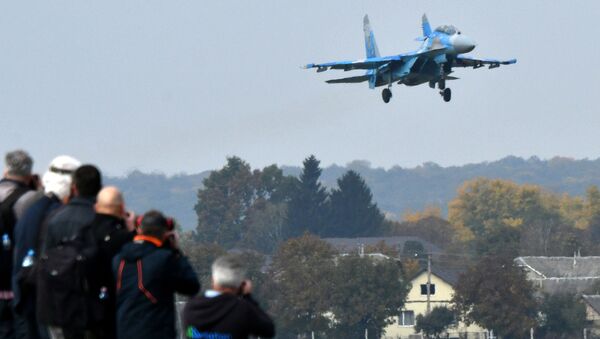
[453,35,476,53]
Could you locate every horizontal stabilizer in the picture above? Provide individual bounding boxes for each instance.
[326,75,370,84]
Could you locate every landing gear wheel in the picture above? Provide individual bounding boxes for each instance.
[442,88,451,102]
[382,88,392,103]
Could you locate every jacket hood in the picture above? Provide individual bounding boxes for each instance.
[185,293,240,328]
[119,241,159,261]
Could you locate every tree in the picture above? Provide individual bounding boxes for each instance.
[415,307,456,339]
[328,254,408,338]
[448,178,568,257]
[195,157,295,249]
[538,293,587,339]
[474,225,521,258]
[239,201,287,253]
[267,234,336,338]
[195,157,256,247]
[452,256,538,338]
[326,170,384,237]
[285,155,329,237]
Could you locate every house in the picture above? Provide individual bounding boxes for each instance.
[383,268,486,339]
[582,295,600,336]
[514,256,600,294]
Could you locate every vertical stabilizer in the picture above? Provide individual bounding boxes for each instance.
[422,14,432,37]
[363,15,380,58]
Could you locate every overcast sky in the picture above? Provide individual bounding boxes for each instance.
[1,1,598,176]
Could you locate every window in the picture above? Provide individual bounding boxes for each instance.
[420,284,436,295]
[434,25,458,35]
[399,310,415,326]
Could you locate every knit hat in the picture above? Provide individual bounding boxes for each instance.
[42,155,81,200]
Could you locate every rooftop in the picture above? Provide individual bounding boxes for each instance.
[515,256,600,279]
[583,295,600,314]
[323,236,442,256]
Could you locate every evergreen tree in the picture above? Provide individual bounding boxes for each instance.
[285,155,328,237]
[326,170,384,237]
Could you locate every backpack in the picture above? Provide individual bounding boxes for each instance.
[36,224,97,329]
[0,185,30,290]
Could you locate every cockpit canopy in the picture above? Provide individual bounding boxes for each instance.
[434,25,460,35]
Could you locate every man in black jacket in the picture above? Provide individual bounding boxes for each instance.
[183,255,275,339]
[113,210,200,339]
[39,164,102,339]
[41,164,101,253]
[87,186,135,339]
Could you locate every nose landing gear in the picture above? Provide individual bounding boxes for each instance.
[382,88,392,103]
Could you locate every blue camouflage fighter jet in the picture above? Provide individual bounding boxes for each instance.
[304,14,516,103]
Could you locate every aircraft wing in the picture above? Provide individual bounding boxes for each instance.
[326,75,370,84]
[453,55,517,69]
[304,48,446,72]
[304,55,403,72]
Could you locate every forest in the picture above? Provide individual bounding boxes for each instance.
[106,155,600,229]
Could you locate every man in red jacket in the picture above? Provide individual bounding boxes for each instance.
[183,255,275,339]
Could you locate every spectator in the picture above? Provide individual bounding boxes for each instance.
[113,210,199,339]
[12,155,80,339]
[183,255,275,339]
[38,164,102,339]
[0,150,39,339]
[41,164,101,253]
[87,186,135,338]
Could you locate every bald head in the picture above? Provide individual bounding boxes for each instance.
[95,186,125,218]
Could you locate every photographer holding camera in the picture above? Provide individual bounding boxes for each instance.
[113,210,199,339]
[86,186,136,339]
[182,255,275,339]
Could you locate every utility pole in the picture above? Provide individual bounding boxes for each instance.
[426,253,432,314]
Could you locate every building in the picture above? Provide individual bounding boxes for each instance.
[514,256,600,294]
[583,295,600,337]
[383,268,486,339]
[323,236,442,256]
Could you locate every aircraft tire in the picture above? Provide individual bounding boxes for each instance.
[382,88,392,103]
[443,88,451,102]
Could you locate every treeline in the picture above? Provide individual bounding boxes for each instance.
[189,155,600,258]
[106,155,600,229]
[193,155,385,252]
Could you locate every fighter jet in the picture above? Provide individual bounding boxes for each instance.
[304,14,516,103]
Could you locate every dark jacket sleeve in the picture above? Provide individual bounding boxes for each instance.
[169,254,200,296]
[244,295,275,338]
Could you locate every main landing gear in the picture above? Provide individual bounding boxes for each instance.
[436,80,451,102]
[382,88,392,103]
[440,88,451,102]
